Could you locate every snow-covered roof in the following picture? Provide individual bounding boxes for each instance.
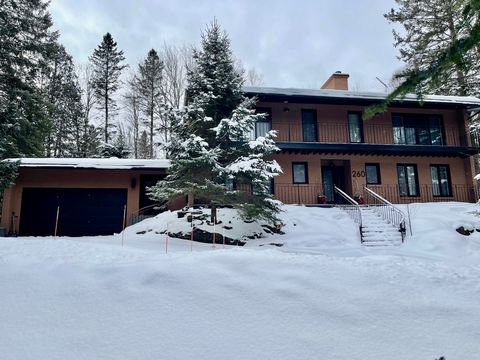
[7,158,171,170]
[243,86,480,107]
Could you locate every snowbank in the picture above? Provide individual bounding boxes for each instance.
[2,203,480,359]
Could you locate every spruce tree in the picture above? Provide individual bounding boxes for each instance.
[149,21,282,223]
[89,33,127,143]
[136,49,164,158]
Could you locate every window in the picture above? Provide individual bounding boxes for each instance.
[365,163,381,184]
[292,162,308,184]
[430,165,452,197]
[302,110,317,142]
[348,112,363,143]
[249,108,272,140]
[397,164,419,196]
[392,114,444,145]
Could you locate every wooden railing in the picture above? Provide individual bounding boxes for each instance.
[272,122,476,147]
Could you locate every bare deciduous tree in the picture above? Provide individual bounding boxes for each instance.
[159,43,193,108]
[123,72,142,158]
[245,67,265,86]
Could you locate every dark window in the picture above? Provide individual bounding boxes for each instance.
[302,110,317,142]
[252,107,272,139]
[430,165,452,197]
[392,114,444,145]
[292,162,308,184]
[397,164,419,196]
[348,112,364,143]
[365,163,381,184]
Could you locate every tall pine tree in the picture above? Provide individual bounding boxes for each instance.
[366,0,480,118]
[385,0,480,97]
[89,33,127,143]
[149,21,282,223]
[136,49,164,158]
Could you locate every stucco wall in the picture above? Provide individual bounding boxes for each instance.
[272,153,476,204]
[0,168,170,233]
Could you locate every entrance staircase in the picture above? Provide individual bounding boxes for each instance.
[334,185,407,246]
[359,206,403,246]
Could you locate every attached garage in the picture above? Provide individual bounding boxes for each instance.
[0,158,180,237]
[20,188,128,237]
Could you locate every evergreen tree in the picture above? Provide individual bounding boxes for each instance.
[89,33,127,143]
[149,21,282,223]
[0,0,55,160]
[100,128,130,158]
[0,0,58,206]
[83,125,102,157]
[385,0,479,97]
[41,44,84,157]
[137,130,150,159]
[367,0,480,118]
[136,49,164,158]
[77,64,100,157]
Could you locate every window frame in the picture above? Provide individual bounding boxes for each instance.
[365,163,381,185]
[254,107,272,139]
[430,164,453,197]
[396,163,420,197]
[348,111,364,143]
[292,162,309,184]
[392,113,445,146]
[301,109,318,142]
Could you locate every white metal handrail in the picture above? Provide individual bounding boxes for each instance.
[364,185,406,242]
[334,185,363,243]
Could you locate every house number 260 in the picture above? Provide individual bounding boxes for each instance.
[352,170,366,177]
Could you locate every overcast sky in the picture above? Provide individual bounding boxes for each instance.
[49,0,403,92]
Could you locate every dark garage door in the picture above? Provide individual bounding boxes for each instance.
[20,188,128,237]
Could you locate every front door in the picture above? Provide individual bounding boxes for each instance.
[322,164,346,204]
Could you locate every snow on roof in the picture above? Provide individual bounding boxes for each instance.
[7,158,171,170]
[243,86,480,107]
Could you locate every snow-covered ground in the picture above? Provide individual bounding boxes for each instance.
[1,203,480,359]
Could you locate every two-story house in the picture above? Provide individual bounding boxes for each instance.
[245,72,480,205]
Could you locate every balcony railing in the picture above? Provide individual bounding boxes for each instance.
[273,183,479,205]
[273,122,476,147]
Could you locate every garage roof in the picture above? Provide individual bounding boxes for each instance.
[7,158,171,170]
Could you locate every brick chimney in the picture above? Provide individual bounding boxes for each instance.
[321,71,349,91]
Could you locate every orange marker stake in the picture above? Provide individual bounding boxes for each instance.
[54,206,60,240]
[121,204,126,247]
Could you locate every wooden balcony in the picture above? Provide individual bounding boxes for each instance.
[271,123,480,157]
